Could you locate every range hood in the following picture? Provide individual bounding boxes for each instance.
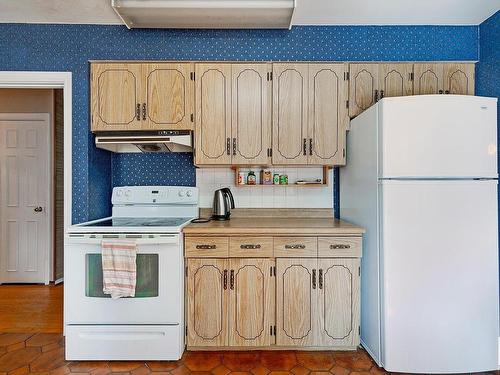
[95,130,192,153]
[111,0,296,29]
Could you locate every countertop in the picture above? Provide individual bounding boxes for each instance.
[183,209,365,236]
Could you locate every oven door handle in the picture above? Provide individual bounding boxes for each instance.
[66,235,179,245]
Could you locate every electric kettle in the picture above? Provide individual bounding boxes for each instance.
[212,188,235,220]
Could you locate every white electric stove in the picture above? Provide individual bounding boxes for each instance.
[65,186,198,361]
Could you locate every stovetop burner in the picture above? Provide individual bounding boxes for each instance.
[82,217,193,228]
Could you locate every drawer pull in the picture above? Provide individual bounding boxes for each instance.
[285,244,306,250]
[223,269,228,290]
[240,244,261,250]
[230,269,235,290]
[195,244,216,250]
[318,269,323,289]
[330,244,351,249]
[312,269,317,289]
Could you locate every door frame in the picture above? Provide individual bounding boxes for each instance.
[0,113,52,284]
[0,72,72,285]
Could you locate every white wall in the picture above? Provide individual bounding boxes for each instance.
[196,167,333,209]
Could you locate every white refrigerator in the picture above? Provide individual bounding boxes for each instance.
[340,95,499,373]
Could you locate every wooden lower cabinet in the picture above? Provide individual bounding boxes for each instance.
[229,258,275,346]
[186,258,274,348]
[186,259,228,347]
[275,258,360,348]
[185,235,362,350]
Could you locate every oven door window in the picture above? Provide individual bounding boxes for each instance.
[85,254,159,298]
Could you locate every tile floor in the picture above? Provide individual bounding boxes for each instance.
[1,333,499,375]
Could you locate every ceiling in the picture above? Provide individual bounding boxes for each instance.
[0,0,498,26]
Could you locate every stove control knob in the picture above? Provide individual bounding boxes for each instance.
[124,190,131,197]
[178,190,186,197]
[116,189,123,197]
[186,190,193,197]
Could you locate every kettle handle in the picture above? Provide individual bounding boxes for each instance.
[222,188,235,209]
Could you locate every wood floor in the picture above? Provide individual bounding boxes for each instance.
[0,285,497,375]
[0,284,63,333]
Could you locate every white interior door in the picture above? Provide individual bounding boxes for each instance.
[0,113,50,284]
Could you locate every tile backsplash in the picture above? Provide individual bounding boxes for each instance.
[196,167,333,209]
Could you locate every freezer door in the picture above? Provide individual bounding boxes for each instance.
[379,95,497,178]
[380,180,499,373]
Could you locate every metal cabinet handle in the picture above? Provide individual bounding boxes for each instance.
[240,244,261,250]
[312,269,317,289]
[330,244,351,249]
[142,103,146,120]
[285,244,306,249]
[232,138,236,156]
[380,90,385,99]
[195,244,216,250]
[309,138,313,156]
[226,138,231,155]
[438,90,444,94]
[303,138,307,155]
[34,206,43,213]
[318,269,323,289]
[445,90,450,94]
[374,89,379,102]
[223,269,228,290]
[230,269,234,290]
[136,103,141,121]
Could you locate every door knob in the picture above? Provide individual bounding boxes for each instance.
[34,207,43,212]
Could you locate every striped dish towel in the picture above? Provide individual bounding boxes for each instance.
[101,240,137,299]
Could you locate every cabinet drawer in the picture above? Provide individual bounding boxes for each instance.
[318,237,362,258]
[229,237,273,257]
[273,237,317,257]
[185,236,229,257]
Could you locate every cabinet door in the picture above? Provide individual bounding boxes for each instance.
[187,259,228,347]
[91,63,143,131]
[228,258,275,347]
[145,63,194,130]
[276,258,318,346]
[231,64,272,165]
[195,64,232,165]
[378,64,413,99]
[272,64,309,165]
[413,63,444,95]
[307,64,348,166]
[443,63,475,95]
[349,64,378,118]
[317,258,360,348]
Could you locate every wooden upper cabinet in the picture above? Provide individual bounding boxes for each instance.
[231,64,272,165]
[378,64,413,99]
[187,259,228,347]
[276,258,317,346]
[91,63,143,131]
[443,63,475,95]
[228,258,274,347]
[195,64,232,165]
[272,64,309,165]
[144,63,194,130]
[317,258,360,347]
[413,63,444,95]
[308,64,348,166]
[349,64,378,118]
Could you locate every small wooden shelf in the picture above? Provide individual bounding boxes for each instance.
[232,166,332,187]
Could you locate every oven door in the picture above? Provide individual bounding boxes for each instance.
[65,234,183,325]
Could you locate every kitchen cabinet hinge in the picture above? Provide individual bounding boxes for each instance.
[344,71,350,80]
[190,113,194,122]
[346,100,349,109]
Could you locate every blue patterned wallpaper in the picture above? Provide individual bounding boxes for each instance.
[112,153,195,187]
[0,23,479,223]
